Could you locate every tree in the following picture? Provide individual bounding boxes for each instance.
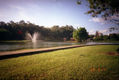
[109,33,119,40]
[50,25,60,40]
[77,0,119,25]
[60,25,74,40]
[0,21,74,41]
[0,28,11,40]
[103,35,109,40]
[73,27,88,42]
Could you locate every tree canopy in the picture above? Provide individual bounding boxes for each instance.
[0,20,74,41]
[73,27,88,42]
[77,0,119,25]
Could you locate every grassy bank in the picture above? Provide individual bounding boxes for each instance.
[94,40,119,43]
[0,45,119,80]
[0,40,30,43]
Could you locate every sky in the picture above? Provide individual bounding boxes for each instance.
[0,0,118,34]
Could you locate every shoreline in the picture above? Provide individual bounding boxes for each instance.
[0,44,119,60]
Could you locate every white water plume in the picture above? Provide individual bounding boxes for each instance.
[27,32,39,43]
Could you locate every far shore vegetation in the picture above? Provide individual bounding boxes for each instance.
[0,21,119,43]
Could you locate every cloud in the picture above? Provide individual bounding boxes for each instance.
[89,17,106,23]
[89,29,108,35]
[0,14,4,17]
[107,14,119,20]
[99,29,108,33]
[106,14,119,24]
[89,13,119,24]
[9,5,33,21]
[89,29,95,34]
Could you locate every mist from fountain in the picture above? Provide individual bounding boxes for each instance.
[27,32,39,43]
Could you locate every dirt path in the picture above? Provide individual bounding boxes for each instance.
[0,45,83,60]
[0,45,82,56]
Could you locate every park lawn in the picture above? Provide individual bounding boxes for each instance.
[0,45,119,80]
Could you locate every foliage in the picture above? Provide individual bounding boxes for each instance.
[73,27,88,42]
[86,0,119,17]
[77,0,119,25]
[103,35,109,40]
[109,33,119,40]
[0,45,119,80]
[0,21,74,41]
[93,36,103,41]
[0,28,11,40]
[90,33,119,41]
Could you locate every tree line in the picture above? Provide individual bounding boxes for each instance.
[0,20,74,41]
[90,31,119,41]
[73,28,119,42]
[0,20,119,42]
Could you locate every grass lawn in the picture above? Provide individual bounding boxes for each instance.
[0,45,119,80]
[0,40,30,43]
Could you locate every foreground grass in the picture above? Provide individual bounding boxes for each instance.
[0,45,119,80]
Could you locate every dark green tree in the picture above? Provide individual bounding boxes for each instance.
[109,33,119,40]
[0,28,11,40]
[60,25,74,40]
[103,35,109,40]
[73,27,88,42]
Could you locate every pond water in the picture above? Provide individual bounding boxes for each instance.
[0,41,119,51]
[0,41,76,51]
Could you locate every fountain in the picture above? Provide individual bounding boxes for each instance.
[27,32,39,43]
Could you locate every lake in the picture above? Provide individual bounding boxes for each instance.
[0,41,119,51]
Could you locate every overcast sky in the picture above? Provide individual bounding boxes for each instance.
[0,0,118,34]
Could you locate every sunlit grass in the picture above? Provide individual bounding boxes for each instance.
[0,45,119,80]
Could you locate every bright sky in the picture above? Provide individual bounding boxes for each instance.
[0,0,118,34]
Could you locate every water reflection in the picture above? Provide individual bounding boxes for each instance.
[0,41,118,51]
[0,41,76,51]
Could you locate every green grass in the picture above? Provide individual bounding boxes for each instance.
[93,40,119,43]
[0,45,119,80]
[0,40,30,43]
